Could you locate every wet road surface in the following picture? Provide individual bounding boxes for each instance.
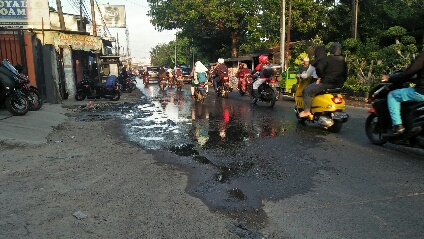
[96,79,424,237]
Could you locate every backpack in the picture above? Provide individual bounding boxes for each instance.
[197,72,207,83]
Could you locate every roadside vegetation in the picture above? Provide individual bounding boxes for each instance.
[147,0,423,95]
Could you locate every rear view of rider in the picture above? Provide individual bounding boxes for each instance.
[252,55,271,98]
[213,58,228,91]
[190,61,209,99]
[298,42,348,118]
[381,50,424,135]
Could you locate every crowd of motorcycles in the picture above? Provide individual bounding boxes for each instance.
[0,59,43,116]
[2,58,424,151]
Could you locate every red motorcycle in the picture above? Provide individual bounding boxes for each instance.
[237,72,252,96]
[143,75,149,86]
[216,76,231,98]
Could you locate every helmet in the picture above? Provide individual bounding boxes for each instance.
[262,66,274,78]
[218,58,224,64]
[259,55,269,64]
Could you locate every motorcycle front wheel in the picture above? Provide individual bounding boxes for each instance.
[365,113,387,145]
[5,93,29,116]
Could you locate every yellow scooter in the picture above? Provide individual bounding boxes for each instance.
[294,77,349,133]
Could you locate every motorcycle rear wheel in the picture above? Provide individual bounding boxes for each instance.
[365,113,387,145]
[5,94,29,116]
[328,120,343,133]
[110,92,121,101]
[75,91,87,101]
[28,87,42,111]
[264,87,276,108]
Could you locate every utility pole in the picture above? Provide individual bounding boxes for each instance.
[280,0,286,70]
[285,0,292,70]
[352,0,358,39]
[90,0,100,82]
[56,0,66,30]
[79,0,83,31]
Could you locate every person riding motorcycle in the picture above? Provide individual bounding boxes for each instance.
[298,42,348,118]
[190,61,209,99]
[236,63,251,92]
[381,50,424,135]
[252,55,271,98]
[213,58,228,91]
[298,45,327,84]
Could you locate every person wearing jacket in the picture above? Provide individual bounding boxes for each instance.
[298,42,348,118]
[298,45,327,84]
[381,50,424,134]
[213,58,228,90]
[190,61,209,99]
[252,55,271,98]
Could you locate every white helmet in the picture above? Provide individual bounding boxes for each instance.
[218,58,224,64]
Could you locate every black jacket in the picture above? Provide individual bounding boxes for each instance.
[388,51,424,95]
[315,43,347,88]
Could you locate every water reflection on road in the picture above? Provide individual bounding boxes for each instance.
[122,83,289,151]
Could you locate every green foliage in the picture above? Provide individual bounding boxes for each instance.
[384,26,407,38]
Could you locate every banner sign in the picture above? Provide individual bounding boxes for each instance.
[94,4,126,28]
[0,0,51,29]
[54,33,103,52]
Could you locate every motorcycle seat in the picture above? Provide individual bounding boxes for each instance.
[318,88,342,94]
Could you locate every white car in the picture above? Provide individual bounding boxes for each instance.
[147,66,160,78]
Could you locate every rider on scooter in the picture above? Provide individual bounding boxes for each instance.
[298,42,348,118]
[381,50,424,135]
[252,55,271,98]
[190,61,209,99]
[213,58,228,91]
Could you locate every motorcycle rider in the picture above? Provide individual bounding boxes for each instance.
[298,42,348,118]
[190,61,209,99]
[236,63,251,92]
[213,58,228,91]
[252,55,271,98]
[381,50,424,135]
[298,45,327,83]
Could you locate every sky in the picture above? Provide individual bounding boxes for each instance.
[49,0,176,63]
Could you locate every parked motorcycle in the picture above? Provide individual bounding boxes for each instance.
[193,82,208,103]
[0,59,29,115]
[365,82,424,147]
[294,76,349,132]
[216,76,231,98]
[120,77,136,93]
[19,74,42,111]
[75,75,120,101]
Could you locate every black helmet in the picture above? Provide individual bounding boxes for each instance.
[262,66,274,78]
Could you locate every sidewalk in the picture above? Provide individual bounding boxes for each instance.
[0,90,142,145]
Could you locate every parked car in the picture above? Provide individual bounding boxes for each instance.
[147,66,160,78]
[180,65,192,83]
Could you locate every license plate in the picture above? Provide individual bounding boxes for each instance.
[332,112,349,120]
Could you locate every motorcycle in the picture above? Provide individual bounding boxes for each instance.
[294,76,349,132]
[143,75,149,86]
[237,72,252,96]
[159,77,167,91]
[365,82,424,147]
[19,74,42,111]
[250,76,277,108]
[216,76,232,98]
[193,82,208,103]
[0,59,29,116]
[176,78,184,91]
[75,75,121,101]
[120,77,136,93]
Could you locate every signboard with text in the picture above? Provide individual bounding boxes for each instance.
[94,4,126,28]
[0,0,51,29]
[54,33,103,52]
